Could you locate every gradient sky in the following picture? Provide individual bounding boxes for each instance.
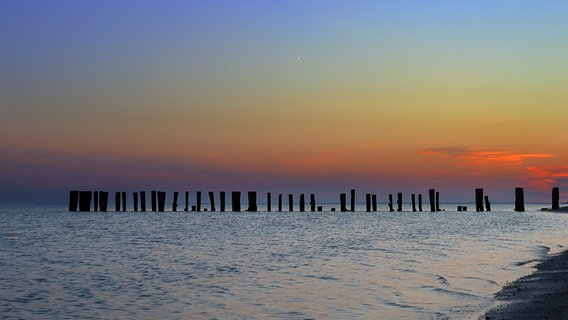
[1,0,567,204]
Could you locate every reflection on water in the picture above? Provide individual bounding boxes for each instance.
[0,204,567,319]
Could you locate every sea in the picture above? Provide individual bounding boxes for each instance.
[1,203,567,319]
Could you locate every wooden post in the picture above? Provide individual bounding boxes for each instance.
[514,187,525,212]
[93,191,99,211]
[436,191,440,211]
[79,191,92,212]
[267,192,272,212]
[412,194,416,212]
[397,192,403,211]
[196,191,202,212]
[232,191,241,212]
[388,194,394,212]
[372,194,377,211]
[552,187,560,210]
[157,191,166,212]
[99,191,108,212]
[184,191,189,211]
[299,194,305,212]
[288,194,293,212]
[220,191,226,212]
[140,191,146,212]
[429,189,435,212]
[350,189,355,212]
[121,192,126,212]
[418,194,423,211]
[458,206,463,211]
[69,190,79,211]
[365,194,371,212]
[475,188,484,212]
[151,191,157,212]
[317,206,323,211]
[172,191,179,212]
[310,194,316,212]
[247,191,257,212]
[484,195,491,211]
[133,192,139,211]
[340,193,347,212]
[209,191,216,211]
[115,192,121,212]
[278,194,283,212]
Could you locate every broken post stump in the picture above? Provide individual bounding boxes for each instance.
[79,191,92,212]
[388,194,394,212]
[350,189,355,212]
[94,191,99,211]
[310,194,316,212]
[209,191,216,211]
[340,193,347,212]
[157,191,166,212]
[115,192,121,212]
[278,194,283,212]
[288,194,293,212]
[220,191,226,212]
[412,194,416,212]
[429,189,436,212]
[366,194,371,212]
[397,192,403,211]
[173,191,179,212]
[121,192,126,212]
[267,192,272,212]
[133,192,139,211]
[151,191,157,212]
[232,191,241,212]
[552,187,560,210]
[418,194,423,211]
[436,191,441,211]
[372,194,377,211]
[99,191,108,212]
[299,194,305,212]
[484,195,491,212]
[514,187,525,212]
[475,188,484,212]
[69,190,79,211]
[247,191,257,212]
[196,191,202,212]
[140,191,146,212]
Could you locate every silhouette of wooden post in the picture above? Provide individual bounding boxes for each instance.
[157,191,166,212]
[79,191,92,212]
[514,187,525,212]
[484,195,491,211]
[69,190,79,211]
[232,191,241,212]
[247,191,257,212]
[299,194,305,212]
[397,192,403,211]
[388,194,394,212]
[121,192,126,212]
[267,193,272,212]
[99,191,108,212]
[436,191,441,211]
[151,191,157,212]
[418,194,423,211]
[350,189,355,212]
[220,191,226,212]
[209,191,216,211]
[196,191,202,212]
[115,192,121,212]
[172,192,179,212]
[310,194,316,212]
[475,188,484,212]
[458,206,463,211]
[184,191,189,211]
[288,194,293,212]
[93,192,99,211]
[140,191,146,212]
[340,193,347,212]
[133,192,138,211]
[429,189,435,212]
[412,194,416,212]
[552,187,560,210]
[372,194,377,211]
[365,194,371,212]
[278,194,283,212]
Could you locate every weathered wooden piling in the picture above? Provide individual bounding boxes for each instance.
[317,206,323,211]
[172,192,179,212]
[388,194,394,212]
[121,192,126,212]
[429,189,436,212]
[69,190,79,211]
[288,194,294,212]
[267,192,272,212]
[184,191,189,211]
[412,194,416,212]
[140,191,146,212]
[552,187,560,210]
[220,191,226,212]
[133,192,138,211]
[366,194,371,212]
[310,194,316,212]
[247,191,257,212]
[115,192,121,212]
[151,191,157,212]
[196,191,202,212]
[396,192,403,211]
[157,191,166,212]
[79,191,92,212]
[484,195,491,211]
[209,191,216,211]
[475,188,484,212]
[232,191,241,212]
[514,187,525,212]
[299,194,305,212]
[278,194,283,212]
[458,206,463,211]
[350,189,355,212]
[372,194,377,211]
[99,191,108,212]
[436,191,441,211]
[94,191,99,211]
[340,193,347,212]
[418,194,423,211]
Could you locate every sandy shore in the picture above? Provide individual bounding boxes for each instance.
[482,250,568,320]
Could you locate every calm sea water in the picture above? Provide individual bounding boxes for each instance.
[1,203,567,319]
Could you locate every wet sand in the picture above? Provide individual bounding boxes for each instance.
[483,250,568,320]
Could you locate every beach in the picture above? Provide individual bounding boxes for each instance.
[483,249,568,319]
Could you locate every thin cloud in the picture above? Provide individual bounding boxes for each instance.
[420,147,553,166]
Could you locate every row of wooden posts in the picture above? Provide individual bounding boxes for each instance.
[67,187,543,213]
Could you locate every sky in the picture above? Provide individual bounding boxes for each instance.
[1,0,567,204]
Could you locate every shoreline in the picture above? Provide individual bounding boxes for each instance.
[482,249,568,319]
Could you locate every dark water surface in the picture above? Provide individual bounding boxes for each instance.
[1,204,567,319]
